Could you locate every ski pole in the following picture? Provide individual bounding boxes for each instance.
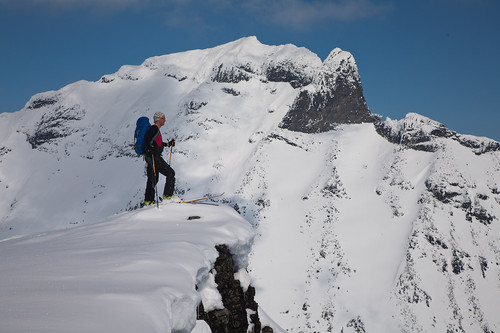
[152,155,159,209]
[169,145,173,166]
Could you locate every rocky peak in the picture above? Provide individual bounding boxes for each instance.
[279,47,377,133]
[323,48,360,82]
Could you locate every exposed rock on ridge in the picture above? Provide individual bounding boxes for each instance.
[375,113,500,155]
[279,48,377,133]
[197,245,271,333]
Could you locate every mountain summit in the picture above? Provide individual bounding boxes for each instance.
[280,46,376,132]
[1,37,499,332]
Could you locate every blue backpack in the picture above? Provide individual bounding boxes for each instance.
[134,117,151,155]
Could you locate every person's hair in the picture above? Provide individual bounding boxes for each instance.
[153,112,165,122]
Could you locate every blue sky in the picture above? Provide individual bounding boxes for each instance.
[1,0,499,141]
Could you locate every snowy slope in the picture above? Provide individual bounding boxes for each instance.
[242,122,500,332]
[0,203,256,333]
[1,37,499,332]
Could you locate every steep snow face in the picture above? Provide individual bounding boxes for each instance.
[239,123,500,332]
[1,37,499,333]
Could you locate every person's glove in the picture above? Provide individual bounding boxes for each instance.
[162,139,175,147]
[168,139,175,147]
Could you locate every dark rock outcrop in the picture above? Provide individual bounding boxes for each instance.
[27,96,58,110]
[279,49,377,133]
[27,104,86,149]
[212,64,253,83]
[265,62,312,88]
[280,76,376,133]
[197,244,272,333]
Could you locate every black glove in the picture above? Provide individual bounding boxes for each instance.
[162,139,175,147]
[163,139,175,147]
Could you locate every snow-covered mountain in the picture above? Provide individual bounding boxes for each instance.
[1,36,499,332]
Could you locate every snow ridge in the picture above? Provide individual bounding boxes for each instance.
[376,112,500,154]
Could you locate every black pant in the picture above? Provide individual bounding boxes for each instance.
[144,154,175,202]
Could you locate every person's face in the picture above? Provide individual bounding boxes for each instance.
[157,115,166,127]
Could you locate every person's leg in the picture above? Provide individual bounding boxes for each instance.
[155,157,176,198]
[144,156,158,202]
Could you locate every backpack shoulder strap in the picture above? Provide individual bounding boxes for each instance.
[149,126,160,147]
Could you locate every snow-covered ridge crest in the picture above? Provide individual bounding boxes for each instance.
[106,37,361,93]
[119,36,322,88]
[381,112,450,141]
[376,112,500,154]
[0,203,264,333]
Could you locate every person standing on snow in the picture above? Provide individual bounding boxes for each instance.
[143,112,176,206]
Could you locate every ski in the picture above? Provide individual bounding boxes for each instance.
[181,193,224,204]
